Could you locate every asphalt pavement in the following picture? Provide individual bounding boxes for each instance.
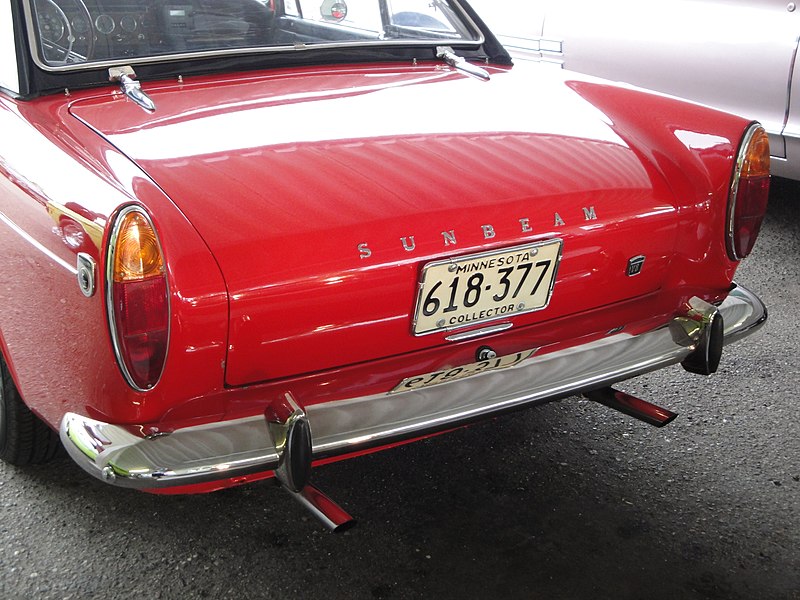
[1,180,798,600]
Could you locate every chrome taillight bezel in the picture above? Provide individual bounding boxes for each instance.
[726,123,770,261]
[105,205,170,391]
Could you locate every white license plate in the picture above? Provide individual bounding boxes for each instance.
[412,240,562,335]
[391,349,536,393]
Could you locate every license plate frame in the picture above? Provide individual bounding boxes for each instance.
[412,239,562,336]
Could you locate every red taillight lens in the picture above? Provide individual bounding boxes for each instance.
[112,277,169,388]
[107,207,169,390]
[727,124,770,260]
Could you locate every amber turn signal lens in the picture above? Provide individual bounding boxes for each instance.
[112,211,165,282]
[727,124,770,260]
[742,127,770,178]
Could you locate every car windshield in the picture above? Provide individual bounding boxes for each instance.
[26,0,481,69]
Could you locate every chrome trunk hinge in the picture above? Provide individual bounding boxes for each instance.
[109,66,156,113]
[436,46,490,81]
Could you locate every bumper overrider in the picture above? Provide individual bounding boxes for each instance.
[61,284,765,494]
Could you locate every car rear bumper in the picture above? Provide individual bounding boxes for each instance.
[60,284,766,490]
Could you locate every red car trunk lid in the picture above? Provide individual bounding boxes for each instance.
[70,64,678,386]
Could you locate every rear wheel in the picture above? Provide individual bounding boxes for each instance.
[0,357,61,465]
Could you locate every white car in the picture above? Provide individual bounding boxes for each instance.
[471,0,800,180]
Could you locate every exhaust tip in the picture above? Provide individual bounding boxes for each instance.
[586,387,677,428]
[284,482,357,533]
[330,518,358,534]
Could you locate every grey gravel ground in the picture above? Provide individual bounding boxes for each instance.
[1,180,798,600]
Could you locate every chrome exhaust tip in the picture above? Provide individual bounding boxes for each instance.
[284,483,356,533]
[585,387,677,428]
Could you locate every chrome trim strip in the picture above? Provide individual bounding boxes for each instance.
[445,322,513,342]
[496,35,564,66]
[782,35,800,139]
[60,284,766,490]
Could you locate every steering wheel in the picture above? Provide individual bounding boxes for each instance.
[34,0,95,65]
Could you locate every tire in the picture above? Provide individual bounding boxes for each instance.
[0,356,61,465]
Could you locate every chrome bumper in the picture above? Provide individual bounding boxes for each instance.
[60,284,766,490]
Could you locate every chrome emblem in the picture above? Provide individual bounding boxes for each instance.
[627,255,645,276]
[357,207,598,260]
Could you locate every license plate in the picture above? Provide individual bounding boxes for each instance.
[391,349,536,393]
[412,239,562,335]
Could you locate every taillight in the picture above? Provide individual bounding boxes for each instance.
[727,123,770,260]
[106,206,169,390]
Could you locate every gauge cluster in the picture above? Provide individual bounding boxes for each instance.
[89,2,151,59]
[32,0,153,64]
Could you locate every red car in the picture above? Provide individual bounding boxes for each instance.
[0,0,769,530]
